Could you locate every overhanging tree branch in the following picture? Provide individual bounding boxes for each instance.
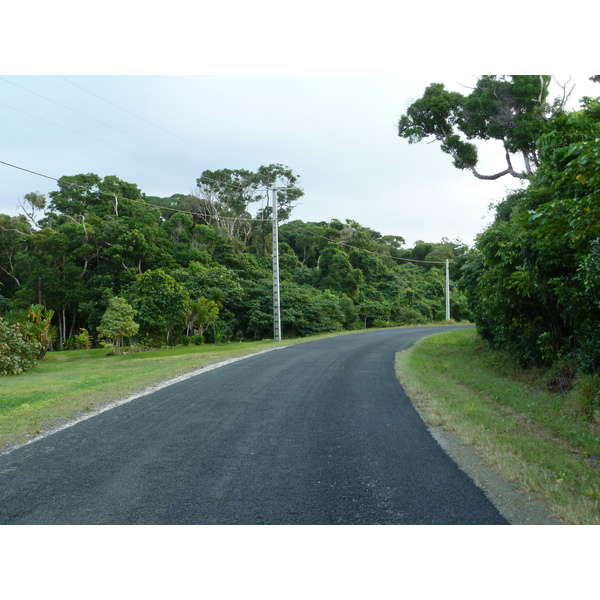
[398,76,557,182]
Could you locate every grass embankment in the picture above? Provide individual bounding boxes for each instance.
[0,339,298,451]
[396,328,600,525]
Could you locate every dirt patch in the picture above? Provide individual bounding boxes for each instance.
[547,364,577,394]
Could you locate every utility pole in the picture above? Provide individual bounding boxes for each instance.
[445,259,451,321]
[272,187,281,341]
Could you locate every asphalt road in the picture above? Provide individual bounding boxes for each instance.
[0,326,508,525]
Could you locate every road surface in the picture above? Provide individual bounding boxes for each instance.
[0,326,508,524]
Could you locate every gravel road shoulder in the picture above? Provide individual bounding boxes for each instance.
[425,423,562,524]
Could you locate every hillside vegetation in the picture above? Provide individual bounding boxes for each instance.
[1,165,467,373]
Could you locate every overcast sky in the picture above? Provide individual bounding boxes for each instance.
[2,74,597,248]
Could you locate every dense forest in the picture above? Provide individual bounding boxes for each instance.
[0,163,468,373]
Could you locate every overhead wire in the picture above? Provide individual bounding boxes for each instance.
[280,220,448,264]
[0,98,160,162]
[0,159,271,224]
[57,75,237,164]
[1,158,446,265]
[2,76,298,203]
[55,76,300,199]
[0,77,207,165]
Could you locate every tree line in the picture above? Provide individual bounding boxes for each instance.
[0,163,467,374]
[399,75,600,401]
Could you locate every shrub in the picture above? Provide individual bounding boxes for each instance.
[394,306,428,325]
[0,317,42,375]
[60,338,77,351]
[0,294,10,315]
[75,328,91,349]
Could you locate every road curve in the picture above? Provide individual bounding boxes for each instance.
[0,326,508,524]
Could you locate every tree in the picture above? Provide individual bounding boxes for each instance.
[255,163,303,221]
[356,294,391,328]
[25,304,56,359]
[316,245,363,300]
[0,214,31,293]
[280,221,334,267]
[190,164,303,245]
[192,168,262,241]
[10,222,92,345]
[48,174,146,219]
[97,297,139,354]
[2,162,473,350]
[18,192,46,228]
[127,269,191,347]
[460,94,600,371]
[398,76,567,180]
[186,297,220,340]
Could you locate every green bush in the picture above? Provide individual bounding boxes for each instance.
[0,317,42,375]
[60,339,77,351]
[393,306,428,325]
[75,328,91,350]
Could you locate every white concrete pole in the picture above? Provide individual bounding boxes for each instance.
[272,187,281,341]
[445,259,450,321]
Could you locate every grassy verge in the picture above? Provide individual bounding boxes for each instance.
[395,328,600,524]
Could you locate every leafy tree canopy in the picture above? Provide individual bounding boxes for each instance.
[398,76,566,180]
[460,93,600,372]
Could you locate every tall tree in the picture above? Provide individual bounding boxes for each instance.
[189,164,303,245]
[18,192,46,228]
[461,94,600,371]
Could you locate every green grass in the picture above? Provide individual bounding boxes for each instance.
[395,328,600,525]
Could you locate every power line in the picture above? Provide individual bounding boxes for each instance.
[3,77,298,202]
[0,77,204,165]
[0,99,155,162]
[57,76,291,199]
[0,160,59,183]
[57,76,236,164]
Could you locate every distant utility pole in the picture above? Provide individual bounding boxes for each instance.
[272,187,281,341]
[445,259,451,321]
